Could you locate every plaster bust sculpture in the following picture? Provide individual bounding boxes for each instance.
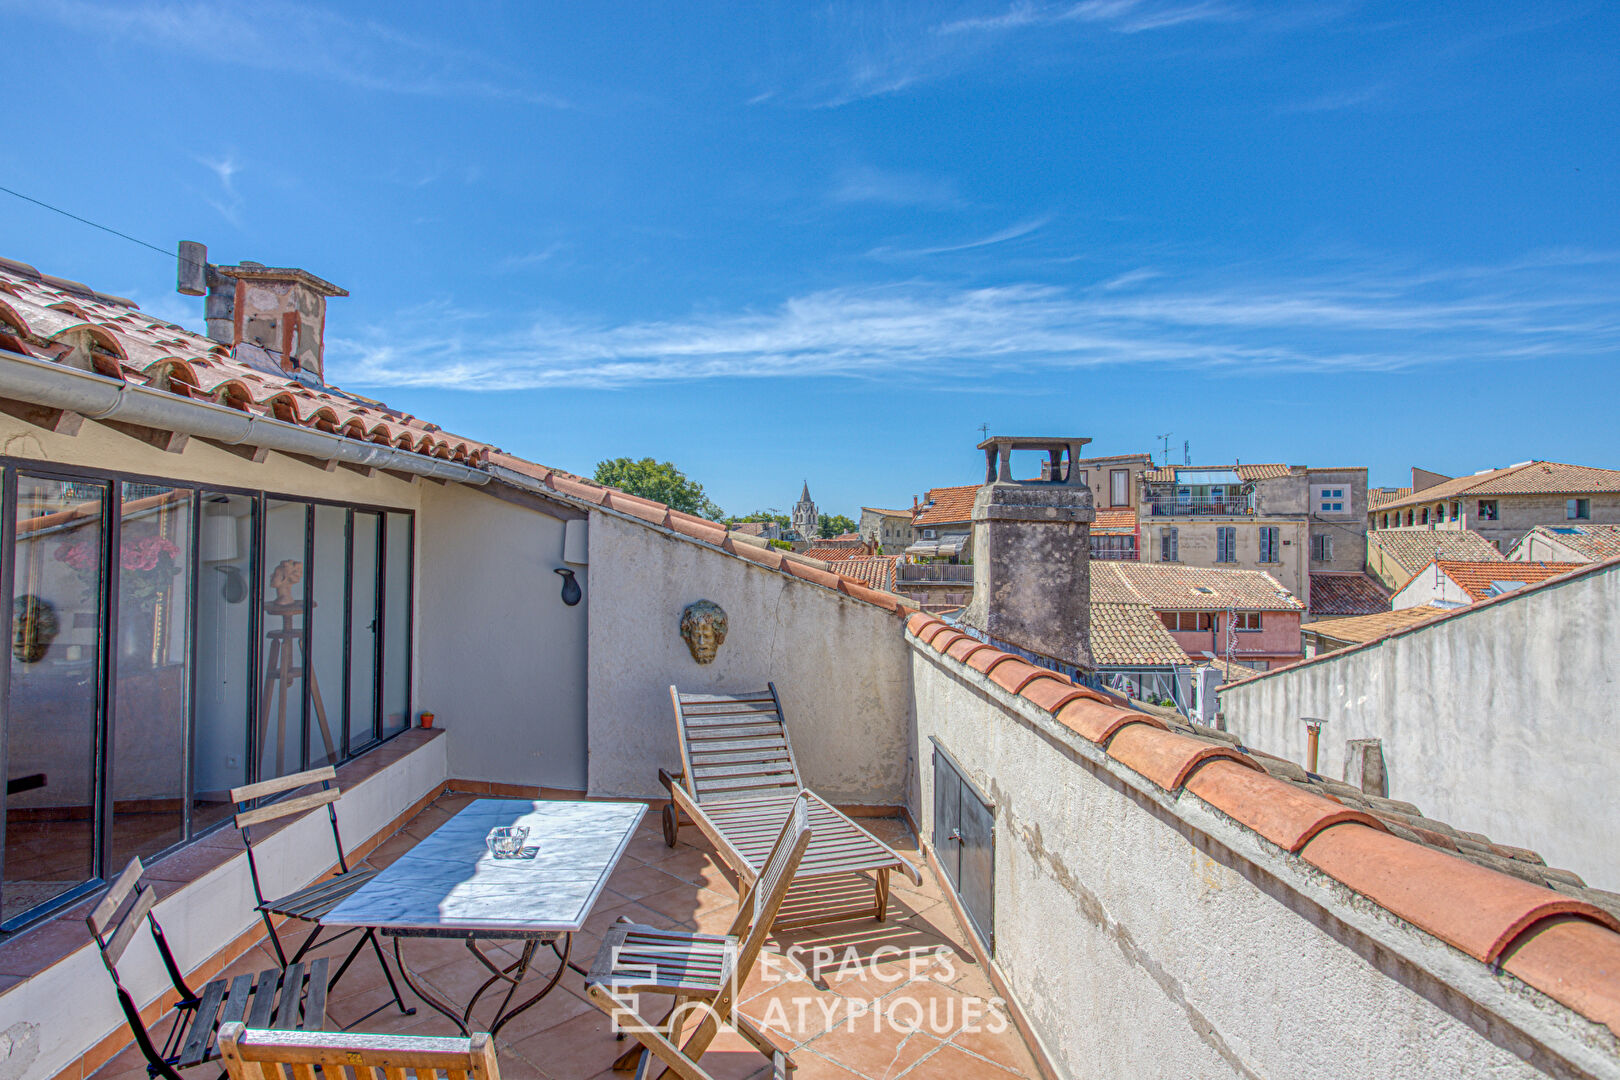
[679,599,728,665]
[268,559,303,606]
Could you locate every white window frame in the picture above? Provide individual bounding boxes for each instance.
[1312,484,1349,516]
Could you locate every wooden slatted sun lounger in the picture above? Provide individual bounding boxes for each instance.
[659,683,921,928]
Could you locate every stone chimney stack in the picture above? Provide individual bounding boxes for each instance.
[962,435,1095,670]
[178,241,347,382]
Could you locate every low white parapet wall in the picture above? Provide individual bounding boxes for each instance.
[907,633,1618,1080]
[0,730,448,1080]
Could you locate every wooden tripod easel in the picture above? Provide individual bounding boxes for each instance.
[258,598,338,777]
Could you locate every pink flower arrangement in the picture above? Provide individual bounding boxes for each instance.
[121,535,180,573]
[54,532,182,608]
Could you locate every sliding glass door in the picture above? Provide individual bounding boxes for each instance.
[0,463,415,931]
[3,476,107,927]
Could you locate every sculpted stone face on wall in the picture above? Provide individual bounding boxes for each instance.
[680,599,728,664]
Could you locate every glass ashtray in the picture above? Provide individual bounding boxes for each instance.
[487,826,530,859]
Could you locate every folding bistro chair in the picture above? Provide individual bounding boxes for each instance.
[89,858,328,1080]
[585,792,813,1080]
[230,765,413,1028]
[217,1023,502,1080]
[660,684,921,928]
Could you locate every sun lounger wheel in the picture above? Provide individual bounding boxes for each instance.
[662,802,679,847]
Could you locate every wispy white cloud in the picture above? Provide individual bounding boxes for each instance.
[939,0,1242,36]
[1280,82,1387,114]
[829,165,962,209]
[496,245,565,272]
[325,252,1620,392]
[194,152,243,225]
[869,217,1050,259]
[4,0,570,107]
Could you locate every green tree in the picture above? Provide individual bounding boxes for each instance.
[725,510,790,528]
[593,457,725,520]
[817,514,857,538]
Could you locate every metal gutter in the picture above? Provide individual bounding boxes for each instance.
[0,348,490,485]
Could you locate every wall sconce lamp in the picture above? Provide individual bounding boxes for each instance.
[554,567,582,606]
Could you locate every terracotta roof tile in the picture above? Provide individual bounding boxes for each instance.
[1144,462,1292,483]
[1302,605,1449,644]
[1515,523,1620,562]
[835,556,899,591]
[1091,562,1303,611]
[930,629,968,654]
[1367,486,1412,510]
[939,639,984,665]
[1501,917,1620,1037]
[987,659,1050,694]
[1431,559,1585,602]
[1090,507,1138,535]
[3,258,921,622]
[1300,824,1620,964]
[1054,698,1168,744]
[914,618,1620,1030]
[1380,462,1620,511]
[799,542,874,561]
[1186,760,1388,853]
[1106,724,1263,790]
[1308,572,1390,616]
[965,647,1014,675]
[860,506,913,518]
[912,484,978,526]
[1089,602,1191,666]
[1366,529,1504,574]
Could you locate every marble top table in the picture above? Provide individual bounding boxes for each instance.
[323,799,646,1036]
[327,798,646,936]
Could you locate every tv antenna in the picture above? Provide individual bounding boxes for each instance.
[978,422,990,441]
[1156,433,1173,464]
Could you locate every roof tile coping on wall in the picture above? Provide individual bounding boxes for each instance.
[504,455,916,618]
[903,613,1620,1039]
[0,255,913,622]
[1221,551,1620,692]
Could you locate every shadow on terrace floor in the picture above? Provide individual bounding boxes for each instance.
[91,793,1041,1080]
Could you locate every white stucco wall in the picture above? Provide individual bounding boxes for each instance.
[415,484,587,790]
[584,510,913,804]
[1221,561,1619,892]
[909,645,1612,1080]
[0,733,446,1080]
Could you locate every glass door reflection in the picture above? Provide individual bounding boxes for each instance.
[4,476,106,927]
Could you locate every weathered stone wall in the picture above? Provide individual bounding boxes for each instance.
[1222,560,1620,891]
[910,641,1616,1079]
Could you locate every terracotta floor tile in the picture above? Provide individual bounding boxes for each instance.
[779,1047,867,1080]
[501,1007,625,1080]
[605,860,694,901]
[899,1042,1026,1079]
[875,977,976,1040]
[636,881,738,926]
[738,979,858,1046]
[810,1022,940,1080]
[947,1006,1038,1077]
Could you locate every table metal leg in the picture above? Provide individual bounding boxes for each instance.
[388,933,574,1039]
[391,935,472,1036]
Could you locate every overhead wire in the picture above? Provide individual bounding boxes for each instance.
[0,183,206,272]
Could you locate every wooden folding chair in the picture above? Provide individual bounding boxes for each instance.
[585,793,813,1080]
[89,858,328,1080]
[217,1022,502,1080]
[230,766,413,1029]
[660,684,921,928]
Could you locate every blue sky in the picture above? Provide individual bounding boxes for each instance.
[3,1,1617,519]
